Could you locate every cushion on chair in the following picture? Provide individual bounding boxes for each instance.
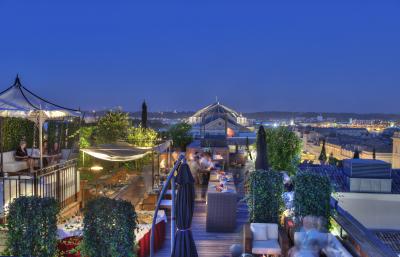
[61,149,71,160]
[4,161,28,173]
[3,151,16,163]
[160,199,172,208]
[252,240,281,255]
[267,223,279,240]
[250,223,268,241]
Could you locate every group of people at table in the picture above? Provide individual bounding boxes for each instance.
[15,139,62,172]
[187,152,219,184]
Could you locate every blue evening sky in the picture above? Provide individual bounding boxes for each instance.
[0,0,399,113]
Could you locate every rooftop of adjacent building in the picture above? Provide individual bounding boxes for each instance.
[326,135,393,153]
[298,164,400,194]
[300,164,400,256]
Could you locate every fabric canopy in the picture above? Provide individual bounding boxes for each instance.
[80,140,171,162]
[0,76,80,120]
[0,76,81,170]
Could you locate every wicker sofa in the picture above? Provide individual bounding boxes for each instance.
[2,149,72,173]
[292,232,352,257]
[244,223,290,257]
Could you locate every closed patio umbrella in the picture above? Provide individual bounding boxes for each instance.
[171,162,198,257]
[255,125,269,170]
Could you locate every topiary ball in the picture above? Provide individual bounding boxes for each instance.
[230,244,243,257]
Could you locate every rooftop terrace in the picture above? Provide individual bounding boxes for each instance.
[155,167,248,257]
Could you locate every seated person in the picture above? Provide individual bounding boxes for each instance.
[49,142,62,165]
[15,140,34,172]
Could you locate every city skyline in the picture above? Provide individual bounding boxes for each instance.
[1,1,400,113]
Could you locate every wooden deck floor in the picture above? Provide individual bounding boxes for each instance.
[155,167,249,257]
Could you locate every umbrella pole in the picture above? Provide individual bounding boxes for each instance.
[151,149,155,189]
[171,174,176,253]
[167,146,171,169]
[39,116,43,169]
[0,117,3,176]
[157,152,160,178]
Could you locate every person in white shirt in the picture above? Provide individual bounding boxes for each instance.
[188,156,200,184]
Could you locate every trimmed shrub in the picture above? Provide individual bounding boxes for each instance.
[294,172,332,229]
[247,170,284,223]
[264,127,302,176]
[82,197,138,257]
[167,122,193,151]
[96,111,130,144]
[5,196,59,257]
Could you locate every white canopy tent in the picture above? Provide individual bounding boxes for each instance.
[0,76,81,173]
[80,140,172,162]
[81,140,172,189]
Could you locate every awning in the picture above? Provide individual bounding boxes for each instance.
[80,140,171,162]
[0,76,81,120]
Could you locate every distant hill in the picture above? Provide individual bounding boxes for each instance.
[88,110,400,121]
[244,112,400,121]
[129,111,194,120]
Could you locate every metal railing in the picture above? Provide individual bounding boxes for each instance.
[150,154,185,257]
[0,159,79,216]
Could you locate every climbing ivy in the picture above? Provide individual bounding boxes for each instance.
[1,117,36,151]
[294,172,332,229]
[247,170,284,223]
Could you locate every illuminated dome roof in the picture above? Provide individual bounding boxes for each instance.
[191,102,242,125]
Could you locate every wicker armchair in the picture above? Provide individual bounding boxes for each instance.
[244,223,290,257]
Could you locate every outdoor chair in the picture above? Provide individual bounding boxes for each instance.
[292,232,352,257]
[243,223,289,257]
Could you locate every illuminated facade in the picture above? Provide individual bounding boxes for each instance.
[393,132,400,169]
[188,102,250,137]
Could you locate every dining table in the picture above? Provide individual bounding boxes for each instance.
[206,171,237,232]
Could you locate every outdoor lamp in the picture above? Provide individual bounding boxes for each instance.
[90,165,103,172]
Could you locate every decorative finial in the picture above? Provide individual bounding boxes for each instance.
[14,74,21,87]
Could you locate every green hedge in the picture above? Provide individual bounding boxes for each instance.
[247,170,284,223]
[4,196,59,257]
[2,117,36,151]
[294,172,332,229]
[0,117,80,152]
[82,197,138,257]
[47,119,80,149]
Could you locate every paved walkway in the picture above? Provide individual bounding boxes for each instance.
[116,164,154,207]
